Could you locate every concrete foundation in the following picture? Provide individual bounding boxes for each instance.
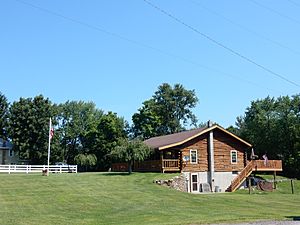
[183,171,246,193]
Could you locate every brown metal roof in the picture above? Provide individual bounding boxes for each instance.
[144,127,207,149]
[144,125,252,150]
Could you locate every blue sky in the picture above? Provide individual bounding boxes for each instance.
[1,0,300,128]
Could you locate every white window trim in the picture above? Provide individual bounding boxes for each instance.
[231,150,238,164]
[190,149,198,164]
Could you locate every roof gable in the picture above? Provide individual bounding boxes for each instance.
[144,125,252,150]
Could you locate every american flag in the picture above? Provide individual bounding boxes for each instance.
[49,118,54,140]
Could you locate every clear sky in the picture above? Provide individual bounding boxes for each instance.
[1,0,300,128]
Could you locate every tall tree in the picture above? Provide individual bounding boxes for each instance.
[235,95,300,178]
[111,138,151,174]
[8,95,53,164]
[56,101,103,164]
[132,83,198,138]
[0,92,9,139]
[54,102,127,170]
[85,111,127,170]
[241,97,278,156]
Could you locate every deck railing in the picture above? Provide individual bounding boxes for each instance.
[134,160,161,172]
[0,165,77,174]
[162,159,180,169]
[253,160,282,171]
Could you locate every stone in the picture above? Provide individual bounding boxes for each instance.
[154,174,187,192]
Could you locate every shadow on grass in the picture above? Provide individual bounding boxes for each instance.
[286,216,300,221]
[99,171,162,176]
[100,172,131,176]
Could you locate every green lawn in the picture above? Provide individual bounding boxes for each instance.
[0,172,299,225]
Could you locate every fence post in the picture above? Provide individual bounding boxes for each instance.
[26,165,29,174]
[248,177,251,195]
[8,165,11,174]
[273,171,277,189]
[291,179,294,194]
[75,165,77,173]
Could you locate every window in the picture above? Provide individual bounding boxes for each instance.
[231,150,237,164]
[190,150,197,164]
[9,149,13,157]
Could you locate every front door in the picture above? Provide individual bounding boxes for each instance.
[191,173,199,192]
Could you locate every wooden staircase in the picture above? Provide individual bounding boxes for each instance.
[226,159,283,192]
[226,160,254,192]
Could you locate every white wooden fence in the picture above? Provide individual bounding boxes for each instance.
[0,165,77,174]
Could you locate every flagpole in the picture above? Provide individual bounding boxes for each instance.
[47,117,52,176]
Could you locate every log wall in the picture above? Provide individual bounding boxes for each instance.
[213,130,246,172]
[181,129,247,172]
[181,135,209,172]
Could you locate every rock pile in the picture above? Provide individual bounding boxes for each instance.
[154,174,187,192]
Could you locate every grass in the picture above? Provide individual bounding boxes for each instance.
[0,172,299,225]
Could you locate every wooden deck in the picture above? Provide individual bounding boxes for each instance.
[113,159,180,172]
[253,160,283,171]
[161,159,283,173]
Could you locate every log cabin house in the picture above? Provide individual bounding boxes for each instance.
[112,122,283,193]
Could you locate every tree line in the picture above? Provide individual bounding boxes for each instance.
[1,85,299,177]
[0,83,198,171]
[229,95,300,178]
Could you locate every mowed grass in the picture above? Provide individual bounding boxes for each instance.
[0,172,299,225]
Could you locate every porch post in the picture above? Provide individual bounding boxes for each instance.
[160,151,164,173]
[179,151,182,171]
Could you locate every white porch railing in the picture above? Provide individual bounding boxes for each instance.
[0,165,77,174]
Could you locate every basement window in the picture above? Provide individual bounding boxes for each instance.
[190,150,198,164]
[231,150,237,164]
